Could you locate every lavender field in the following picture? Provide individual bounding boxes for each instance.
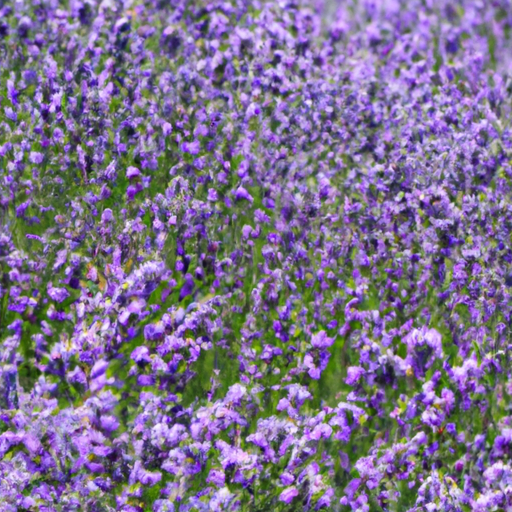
[2,0,512,510]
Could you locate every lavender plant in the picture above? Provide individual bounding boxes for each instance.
[2,0,512,510]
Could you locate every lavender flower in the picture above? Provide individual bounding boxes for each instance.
[279,486,299,504]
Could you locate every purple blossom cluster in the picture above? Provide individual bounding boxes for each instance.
[2,0,512,510]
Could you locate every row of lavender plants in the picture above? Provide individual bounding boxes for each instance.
[2,0,512,510]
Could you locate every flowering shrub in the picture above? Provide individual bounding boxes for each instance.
[2,0,512,510]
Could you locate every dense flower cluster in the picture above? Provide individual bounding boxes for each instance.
[2,0,512,510]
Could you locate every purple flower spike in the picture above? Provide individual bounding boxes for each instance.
[208,188,219,201]
[90,360,109,379]
[346,366,365,386]
[47,286,70,303]
[311,330,334,348]
[126,166,141,180]
[234,186,253,203]
[207,469,225,487]
[280,473,295,486]
[30,151,44,164]
[179,274,195,301]
[181,140,201,155]
[144,322,164,341]
[100,415,120,433]
[226,383,247,403]
[279,487,299,504]
[131,346,151,365]
[162,122,173,136]
[127,183,142,201]
[101,208,113,223]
